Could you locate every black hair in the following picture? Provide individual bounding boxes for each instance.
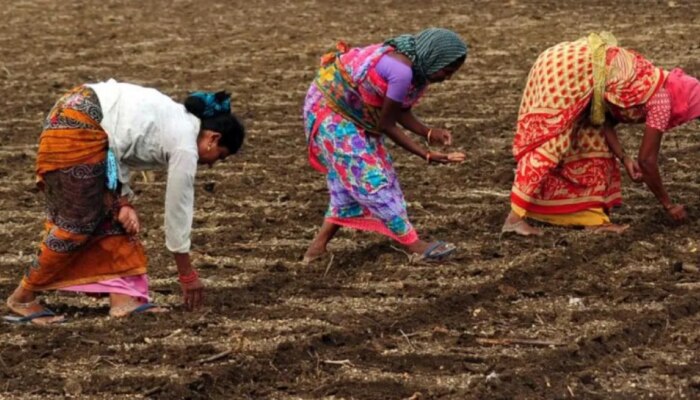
[447,54,467,69]
[184,92,245,154]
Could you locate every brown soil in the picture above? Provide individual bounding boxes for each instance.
[1,0,699,399]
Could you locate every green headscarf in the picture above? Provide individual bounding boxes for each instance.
[385,28,468,86]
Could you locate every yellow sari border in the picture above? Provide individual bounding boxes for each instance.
[511,185,622,207]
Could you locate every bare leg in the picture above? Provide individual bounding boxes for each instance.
[6,284,64,325]
[303,221,341,263]
[109,293,167,318]
[502,210,544,236]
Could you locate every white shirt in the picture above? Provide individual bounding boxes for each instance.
[88,79,200,253]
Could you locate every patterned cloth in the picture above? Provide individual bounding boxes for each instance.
[186,90,231,118]
[511,36,664,217]
[325,169,416,243]
[23,86,147,291]
[304,43,428,244]
[313,43,425,137]
[62,275,150,302]
[512,119,622,215]
[644,88,672,131]
[385,28,467,86]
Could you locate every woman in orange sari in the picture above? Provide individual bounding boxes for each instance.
[4,82,245,324]
[503,33,700,236]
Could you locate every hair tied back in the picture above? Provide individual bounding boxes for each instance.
[185,90,232,119]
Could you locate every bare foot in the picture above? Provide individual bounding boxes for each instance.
[109,294,167,318]
[501,211,544,236]
[303,222,341,264]
[6,297,65,325]
[301,241,330,264]
[585,224,630,234]
[303,243,330,264]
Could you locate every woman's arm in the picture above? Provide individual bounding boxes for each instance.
[379,99,429,158]
[601,121,642,181]
[397,109,452,146]
[637,126,687,221]
[379,99,455,163]
[375,54,451,147]
[397,109,429,137]
[166,150,206,309]
[601,120,625,160]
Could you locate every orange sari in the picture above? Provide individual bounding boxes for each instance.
[510,34,665,224]
[22,86,146,291]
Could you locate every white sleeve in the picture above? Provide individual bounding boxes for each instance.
[164,149,198,253]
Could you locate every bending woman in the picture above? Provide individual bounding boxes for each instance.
[503,33,700,236]
[5,80,244,324]
[303,28,467,262]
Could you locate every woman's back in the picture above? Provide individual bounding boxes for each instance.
[88,79,200,169]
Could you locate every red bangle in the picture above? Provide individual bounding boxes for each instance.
[178,269,198,284]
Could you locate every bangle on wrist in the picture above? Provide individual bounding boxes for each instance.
[426,129,433,143]
[178,269,198,284]
[425,152,431,164]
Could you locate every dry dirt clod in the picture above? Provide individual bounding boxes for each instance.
[63,378,83,397]
[681,264,699,273]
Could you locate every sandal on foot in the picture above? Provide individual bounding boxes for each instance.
[3,308,65,325]
[110,303,164,318]
[416,241,456,263]
[131,303,159,314]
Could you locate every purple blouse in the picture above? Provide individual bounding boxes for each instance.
[375,55,413,102]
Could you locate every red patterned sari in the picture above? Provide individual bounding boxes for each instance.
[510,35,665,224]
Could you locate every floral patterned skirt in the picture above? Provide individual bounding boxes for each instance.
[303,84,418,245]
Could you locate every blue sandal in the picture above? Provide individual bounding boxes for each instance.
[419,241,457,262]
[3,308,65,325]
[131,303,158,314]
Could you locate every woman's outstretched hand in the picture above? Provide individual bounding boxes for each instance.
[622,156,643,182]
[180,274,205,310]
[428,128,453,146]
[174,253,206,310]
[665,203,688,223]
[426,151,466,164]
[117,206,140,235]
